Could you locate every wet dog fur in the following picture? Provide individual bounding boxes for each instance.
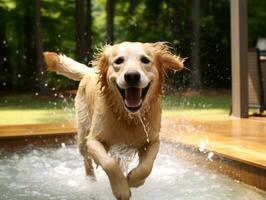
[43,42,183,200]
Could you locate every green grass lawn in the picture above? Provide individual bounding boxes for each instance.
[0,94,232,126]
[162,95,231,121]
[0,95,75,125]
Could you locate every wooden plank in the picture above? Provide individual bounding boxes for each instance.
[0,123,76,138]
[161,117,266,170]
[162,140,266,191]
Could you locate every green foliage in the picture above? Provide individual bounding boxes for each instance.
[248,0,266,46]
[0,0,266,93]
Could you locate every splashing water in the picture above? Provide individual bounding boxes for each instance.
[108,145,137,174]
[207,151,214,161]
[199,138,209,153]
[0,143,265,200]
[137,113,150,143]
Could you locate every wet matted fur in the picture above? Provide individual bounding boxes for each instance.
[43,42,184,200]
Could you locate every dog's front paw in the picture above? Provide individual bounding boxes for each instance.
[127,166,149,188]
[115,189,131,200]
[110,171,131,200]
[128,175,145,188]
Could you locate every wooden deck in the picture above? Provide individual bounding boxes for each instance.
[0,123,75,138]
[161,116,266,169]
[0,123,76,148]
[0,116,266,190]
[160,116,266,191]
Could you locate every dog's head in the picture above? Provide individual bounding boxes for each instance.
[93,42,184,113]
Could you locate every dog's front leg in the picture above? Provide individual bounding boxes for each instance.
[127,141,160,187]
[86,138,131,200]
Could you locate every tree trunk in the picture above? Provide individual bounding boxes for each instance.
[35,0,47,93]
[189,0,202,89]
[85,0,92,64]
[0,7,12,92]
[106,0,115,44]
[171,0,184,88]
[75,0,87,63]
[23,12,35,90]
[129,0,137,14]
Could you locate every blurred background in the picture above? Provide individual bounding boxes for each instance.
[0,0,266,125]
[0,0,265,93]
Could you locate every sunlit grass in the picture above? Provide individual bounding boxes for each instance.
[0,95,74,126]
[0,94,232,126]
[163,95,231,110]
[0,109,73,125]
[162,95,231,121]
[162,109,230,121]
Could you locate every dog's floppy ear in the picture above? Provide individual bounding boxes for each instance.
[91,45,111,91]
[151,42,184,71]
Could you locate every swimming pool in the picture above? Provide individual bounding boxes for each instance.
[0,142,265,200]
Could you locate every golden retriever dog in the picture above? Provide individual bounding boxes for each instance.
[43,42,183,200]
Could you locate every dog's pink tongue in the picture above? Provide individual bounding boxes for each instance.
[125,88,142,108]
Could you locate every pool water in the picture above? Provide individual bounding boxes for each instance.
[0,143,265,200]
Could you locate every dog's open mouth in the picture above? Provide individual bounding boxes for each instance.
[116,84,150,112]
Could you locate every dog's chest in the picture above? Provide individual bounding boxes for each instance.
[109,123,150,147]
[98,116,157,148]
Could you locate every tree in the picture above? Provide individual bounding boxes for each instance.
[75,0,86,63]
[189,0,202,89]
[0,7,12,93]
[75,0,92,64]
[129,0,137,15]
[106,0,115,44]
[85,0,92,63]
[35,0,47,93]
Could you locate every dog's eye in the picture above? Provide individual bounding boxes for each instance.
[140,56,150,64]
[114,57,124,65]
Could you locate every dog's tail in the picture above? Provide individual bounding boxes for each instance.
[43,52,93,81]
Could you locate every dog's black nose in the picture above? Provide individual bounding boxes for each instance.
[124,70,141,85]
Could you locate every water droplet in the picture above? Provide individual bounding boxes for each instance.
[207,152,214,161]
[138,113,150,143]
[199,139,208,152]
